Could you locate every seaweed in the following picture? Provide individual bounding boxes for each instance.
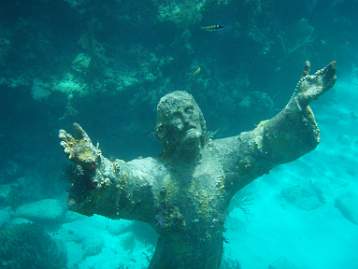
[0,223,67,269]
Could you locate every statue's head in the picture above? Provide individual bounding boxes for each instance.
[155,91,207,159]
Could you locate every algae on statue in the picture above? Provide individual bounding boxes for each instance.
[59,61,336,269]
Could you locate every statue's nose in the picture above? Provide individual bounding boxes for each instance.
[171,112,194,131]
[182,113,193,125]
[171,117,184,131]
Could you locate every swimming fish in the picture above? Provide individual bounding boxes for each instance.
[201,24,224,32]
[192,66,201,76]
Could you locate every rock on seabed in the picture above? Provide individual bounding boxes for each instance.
[14,198,66,223]
[335,191,358,225]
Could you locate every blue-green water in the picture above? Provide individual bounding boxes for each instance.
[0,1,357,268]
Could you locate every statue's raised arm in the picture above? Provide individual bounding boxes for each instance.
[57,62,336,269]
[215,61,336,194]
[59,123,157,223]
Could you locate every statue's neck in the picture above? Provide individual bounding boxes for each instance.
[165,144,202,169]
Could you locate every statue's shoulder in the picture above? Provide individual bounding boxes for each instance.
[127,156,167,178]
[210,134,244,150]
[208,133,254,162]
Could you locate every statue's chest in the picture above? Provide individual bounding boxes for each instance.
[188,159,226,208]
[155,156,228,232]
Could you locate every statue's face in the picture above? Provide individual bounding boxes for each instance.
[156,91,207,157]
[166,102,203,146]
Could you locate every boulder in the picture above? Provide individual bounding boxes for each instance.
[0,207,12,227]
[10,217,33,225]
[280,183,324,211]
[14,199,66,223]
[63,210,85,223]
[335,191,358,225]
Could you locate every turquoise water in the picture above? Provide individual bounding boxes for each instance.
[0,1,357,269]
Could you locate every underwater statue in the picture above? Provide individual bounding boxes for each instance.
[59,61,336,269]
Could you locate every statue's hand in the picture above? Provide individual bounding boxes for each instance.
[293,61,336,108]
[59,123,101,170]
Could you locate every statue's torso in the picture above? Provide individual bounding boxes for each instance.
[128,143,231,269]
[129,144,228,234]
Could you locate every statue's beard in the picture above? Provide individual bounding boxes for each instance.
[161,127,203,161]
[177,128,202,156]
[183,128,201,142]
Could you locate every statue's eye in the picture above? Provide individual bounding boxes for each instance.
[156,124,166,138]
[185,106,194,114]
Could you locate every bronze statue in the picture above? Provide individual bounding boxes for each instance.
[59,61,336,269]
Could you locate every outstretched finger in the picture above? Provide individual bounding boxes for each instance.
[302,60,311,77]
[73,122,91,141]
[318,61,336,92]
[59,129,75,143]
[58,130,76,159]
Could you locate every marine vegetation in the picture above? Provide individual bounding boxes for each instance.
[0,223,67,269]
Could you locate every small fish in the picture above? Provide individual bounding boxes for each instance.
[192,66,201,76]
[201,24,224,32]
